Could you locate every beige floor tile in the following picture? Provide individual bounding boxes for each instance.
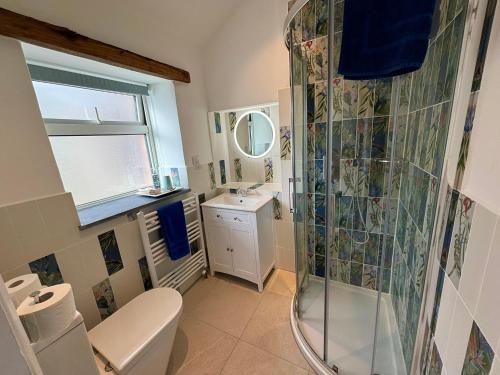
[167,314,229,374]
[185,276,262,337]
[182,275,221,315]
[241,291,309,369]
[174,335,237,375]
[265,269,296,297]
[221,341,308,375]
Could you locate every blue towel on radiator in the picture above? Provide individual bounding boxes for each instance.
[157,201,190,261]
[338,0,437,80]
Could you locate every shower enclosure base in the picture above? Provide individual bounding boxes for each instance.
[292,279,406,375]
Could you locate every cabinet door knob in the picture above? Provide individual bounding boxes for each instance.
[216,214,221,218]
[226,247,230,252]
[234,217,241,221]
[231,248,234,252]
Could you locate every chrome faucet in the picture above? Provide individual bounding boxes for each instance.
[237,188,248,197]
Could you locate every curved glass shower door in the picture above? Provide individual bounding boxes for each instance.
[286,0,468,373]
[290,11,325,359]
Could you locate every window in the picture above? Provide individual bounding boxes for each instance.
[32,77,156,207]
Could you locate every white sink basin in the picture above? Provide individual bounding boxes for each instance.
[202,193,272,212]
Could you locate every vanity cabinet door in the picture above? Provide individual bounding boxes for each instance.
[229,224,257,281]
[205,223,233,274]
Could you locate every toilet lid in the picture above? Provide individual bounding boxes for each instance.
[88,288,182,373]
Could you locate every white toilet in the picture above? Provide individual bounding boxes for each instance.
[88,287,183,375]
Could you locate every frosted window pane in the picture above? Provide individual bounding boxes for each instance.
[33,82,138,122]
[49,135,153,205]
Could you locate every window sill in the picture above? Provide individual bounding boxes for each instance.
[77,188,190,229]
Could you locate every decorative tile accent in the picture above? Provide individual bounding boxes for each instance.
[339,260,350,283]
[214,112,221,133]
[461,322,495,374]
[429,340,443,375]
[273,192,282,220]
[208,162,216,190]
[228,112,237,132]
[446,193,475,288]
[374,78,392,116]
[138,256,152,291]
[357,80,375,118]
[98,230,124,276]
[170,168,181,187]
[315,81,327,123]
[313,37,328,82]
[29,254,63,286]
[280,126,292,160]
[362,265,378,290]
[343,80,358,119]
[315,122,327,160]
[264,158,273,183]
[92,278,117,321]
[301,0,315,41]
[455,91,478,188]
[219,160,226,185]
[234,158,242,182]
[315,0,328,37]
[341,119,356,158]
[350,262,363,286]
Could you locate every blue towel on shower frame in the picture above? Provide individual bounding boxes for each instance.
[157,201,190,261]
[338,0,438,80]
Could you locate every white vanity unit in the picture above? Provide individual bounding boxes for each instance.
[201,193,274,292]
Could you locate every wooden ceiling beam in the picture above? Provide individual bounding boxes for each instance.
[0,8,191,83]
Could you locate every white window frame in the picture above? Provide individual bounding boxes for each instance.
[39,88,160,208]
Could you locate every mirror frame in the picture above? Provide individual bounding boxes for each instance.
[233,110,276,159]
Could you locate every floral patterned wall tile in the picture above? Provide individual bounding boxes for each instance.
[343,80,359,119]
[339,260,350,283]
[316,0,328,37]
[301,0,315,41]
[461,322,495,374]
[219,160,226,185]
[374,78,392,116]
[264,158,273,183]
[98,230,123,276]
[280,126,292,160]
[362,265,378,290]
[273,192,282,220]
[234,158,242,182]
[332,77,343,121]
[357,80,375,118]
[208,162,216,190]
[138,257,152,291]
[29,254,63,286]
[455,91,478,188]
[315,81,327,123]
[350,261,363,286]
[228,112,237,132]
[214,112,221,133]
[92,278,117,321]
[446,193,475,289]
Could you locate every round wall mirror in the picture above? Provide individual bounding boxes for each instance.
[234,111,276,158]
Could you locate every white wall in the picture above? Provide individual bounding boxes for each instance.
[0,37,64,206]
[203,0,290,111]
[462,3,500,214]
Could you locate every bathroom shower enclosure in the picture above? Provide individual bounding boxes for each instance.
[284,0,467,374]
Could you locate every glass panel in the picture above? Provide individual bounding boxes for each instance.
[49,135,153,205]
[291,7,326,359]
[33,81,139,122]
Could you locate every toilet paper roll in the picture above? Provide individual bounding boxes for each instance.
[17,283,77,343]
[5,274,43,308]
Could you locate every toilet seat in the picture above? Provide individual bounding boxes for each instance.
[88,288,182,374]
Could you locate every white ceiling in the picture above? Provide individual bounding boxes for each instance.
[0,0,242,47]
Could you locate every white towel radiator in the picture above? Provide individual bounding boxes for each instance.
[137,193,208,290]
